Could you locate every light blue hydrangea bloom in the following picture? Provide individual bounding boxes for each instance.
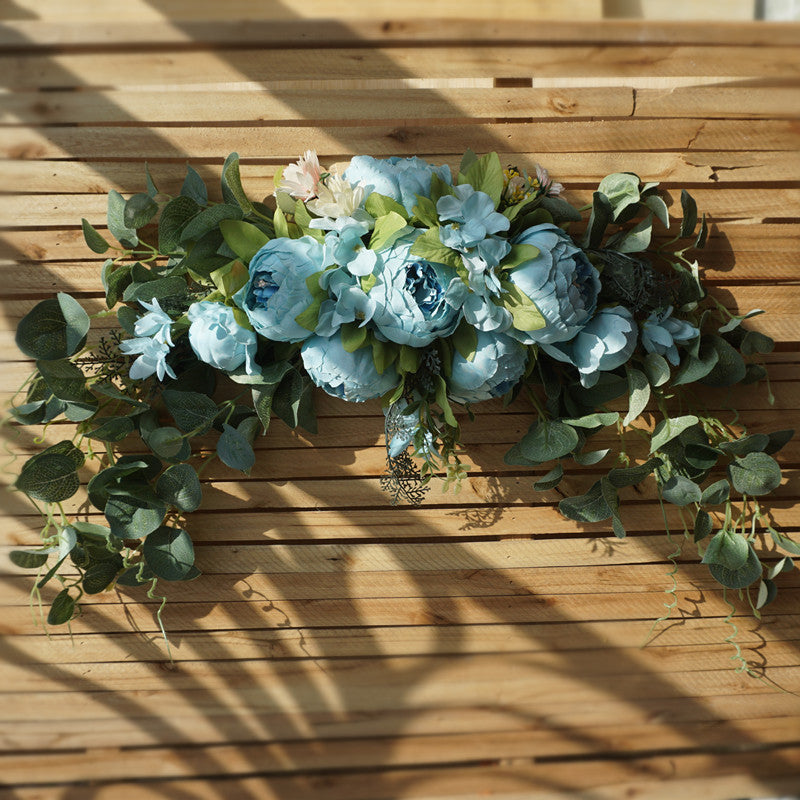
[506,223,601,346]
[641,306,699,365]
[447,331,528,405]
[187,301,257,373]
[234,236,325,342]
[437,184,510,251]
[326,222,377,277]
[316,267,378,337]
[370,232,466,347]
[301,334,400,402]
[344,155,452,214]
[134,298,174,346]
[543,305,638,388]
[119,336,176,381]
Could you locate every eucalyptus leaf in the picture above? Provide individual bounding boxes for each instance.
[47,589,75,625]
[124,192,158,229]
[217,423,256,474]
[83,560,121,595]
[10,550,49,569]
[16,453,79,503]
[181,165,208,205]
[16,294,90,361]
[156,464,202,512]
[694,510,713,542]
[679,189,698,238]
[143,526,195,581]
[81,218,110,254]
[764,429,794,456]
[519,421,579,462]
[158,195,200,252]
[708,545,762,590]
[558,480,614,523]
[701,479,730,506]
[649,415,699,454]
[728,452,782,496]
[533,463,563,490]
[702,529,749,570]
[104,487,167,539]
[642,353,670,387]
[107,189,138,247]
[163,389,219,434]
[660,475,702,506]
[623,367,650,426]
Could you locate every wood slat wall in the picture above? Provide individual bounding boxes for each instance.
[1,3,799,798]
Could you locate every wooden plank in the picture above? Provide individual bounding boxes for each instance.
[4,121,800,164]
[0,87,636,125]
[636,86,800,119]
[2,20,798,50]
[3,46,799,91]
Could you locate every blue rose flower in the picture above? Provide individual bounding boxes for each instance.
[447,331,528,405]
[543,305,638,388]
[437,184,510,251]
[301,334,400,402]
[234,236,325,342]
[370,232,466,348]
[505,223,600,345]
[187,302,257,373]
[344,156,452,214]
[641,306,699,366]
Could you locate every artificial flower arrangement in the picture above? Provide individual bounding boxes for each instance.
[9,150,796,649]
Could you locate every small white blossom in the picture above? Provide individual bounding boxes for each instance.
[307,173,365,220]
[277,150,322,201]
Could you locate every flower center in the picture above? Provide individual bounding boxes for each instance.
[251,274,278,307]
[405,261,444,316]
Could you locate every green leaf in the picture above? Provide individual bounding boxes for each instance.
[180,203,243,244]
[538,196,582,223]
[695,213,708,248]
[533,463,563,490]
[597,172,640,221]
[623,367,650,427]
[369,211,408,251]
[708,544,762,590]
[756,578,777,610]
[694,510,713,542]
[156,464,202,512]
[702,529,749,570]
[181,164,208,205]
[573,449,610,466]
[221,152,254,215]
[36,360,88,406]
[82,561,121,595]
[163,389,219,434]
[608,215,652,254]
[87,416,135,442]
[764,429,794,456]
[409,227,462,270]
[701,479,730,506]
[679,189,698,238]
[124,192,158,229]
[459,149,478,176]
[434,376,458,428]
[558,480,615,523]
[582,191,614,248]
[717,434,769,457]
[81,218,110,254]
[660,475,702,506]
[643,194,669,228]
[340,321,369,353]
[643,353,670,387]
[683,443,720,471]
[769,528,800,556]
[699,335,746,387]
[740,330,775,356]
[501,281,546,333]
[143,526,195,581]
[561,412,619,429]
[107,190,138,247]
[16,453,79,503]
[728,452,782,496]
[220,219,269,263]
[217,423,256,474]
[47,589,75,625]
[158,195,200,252]
[146,427,188,461]
[499,244,539,271]
[104,487,167,539]
[606,457,662,489]
[450,319,478,362]
[144,163,159,198]
[365,192,408,220]
[16,294,90,361]
[519,421,579,462]
[10,550,49,569]
[650,415,699,453]
[459,151,503,207]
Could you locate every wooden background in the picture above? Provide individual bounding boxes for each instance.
[1,2,799,797]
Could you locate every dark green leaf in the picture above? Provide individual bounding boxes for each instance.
[660,475,702,506]
[221,152,254,215]
[37,358,88,403]
[83,560,121,594]
[143,526,195,581]
[769,528,800,556]
[718,434,769,457]
[124,192,158,229]
[162,389,219,434]
[146,426,188,461]
[181,165,208,205]
[740,330,775,356]
[16,294,90,361]
[694,510,713,542]
[156,464,202,512]
[124,275,187,305]
[558,480,615,523]
[158,195,200,252]
[699,335,746,387]
[16,453,79,503]
[107,189,138,247]
[10,550,49,569]
[728,452,782,496]
[683,443,720,471]
[606,457,662,489]
[764,429,794,456]
[701,479,730,506]
[702,529,749,570]
[180,203,243,244]
[42,440,85,469]
[104,487,167,539]
[756,578,777,610]
[272,370,317,434]
[47,589,75,625]
[623,366,650,426]
[87,416,135,442]
[649,415,699,453]
[708,545,762,590]
[116,564,155,587]
[679,189,698,238]
[642,353,670,387]
[583,191,614,248]
[534,463,563,490]
[217,423,255,474]
[518,421,579,462]
[81,218,110,254]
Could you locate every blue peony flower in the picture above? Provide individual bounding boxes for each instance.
[134,298,174,346]
[437,184,510,251]
[641,306,699,366]
[187,301,257,373]
[370,232,466,348]
[301,334,400,402]
[447,331,528,405]
[119,336,176,381]
[344,156,452,214]
[543,305,638,388]
[234,236,325,342]
[505,223,601,346]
